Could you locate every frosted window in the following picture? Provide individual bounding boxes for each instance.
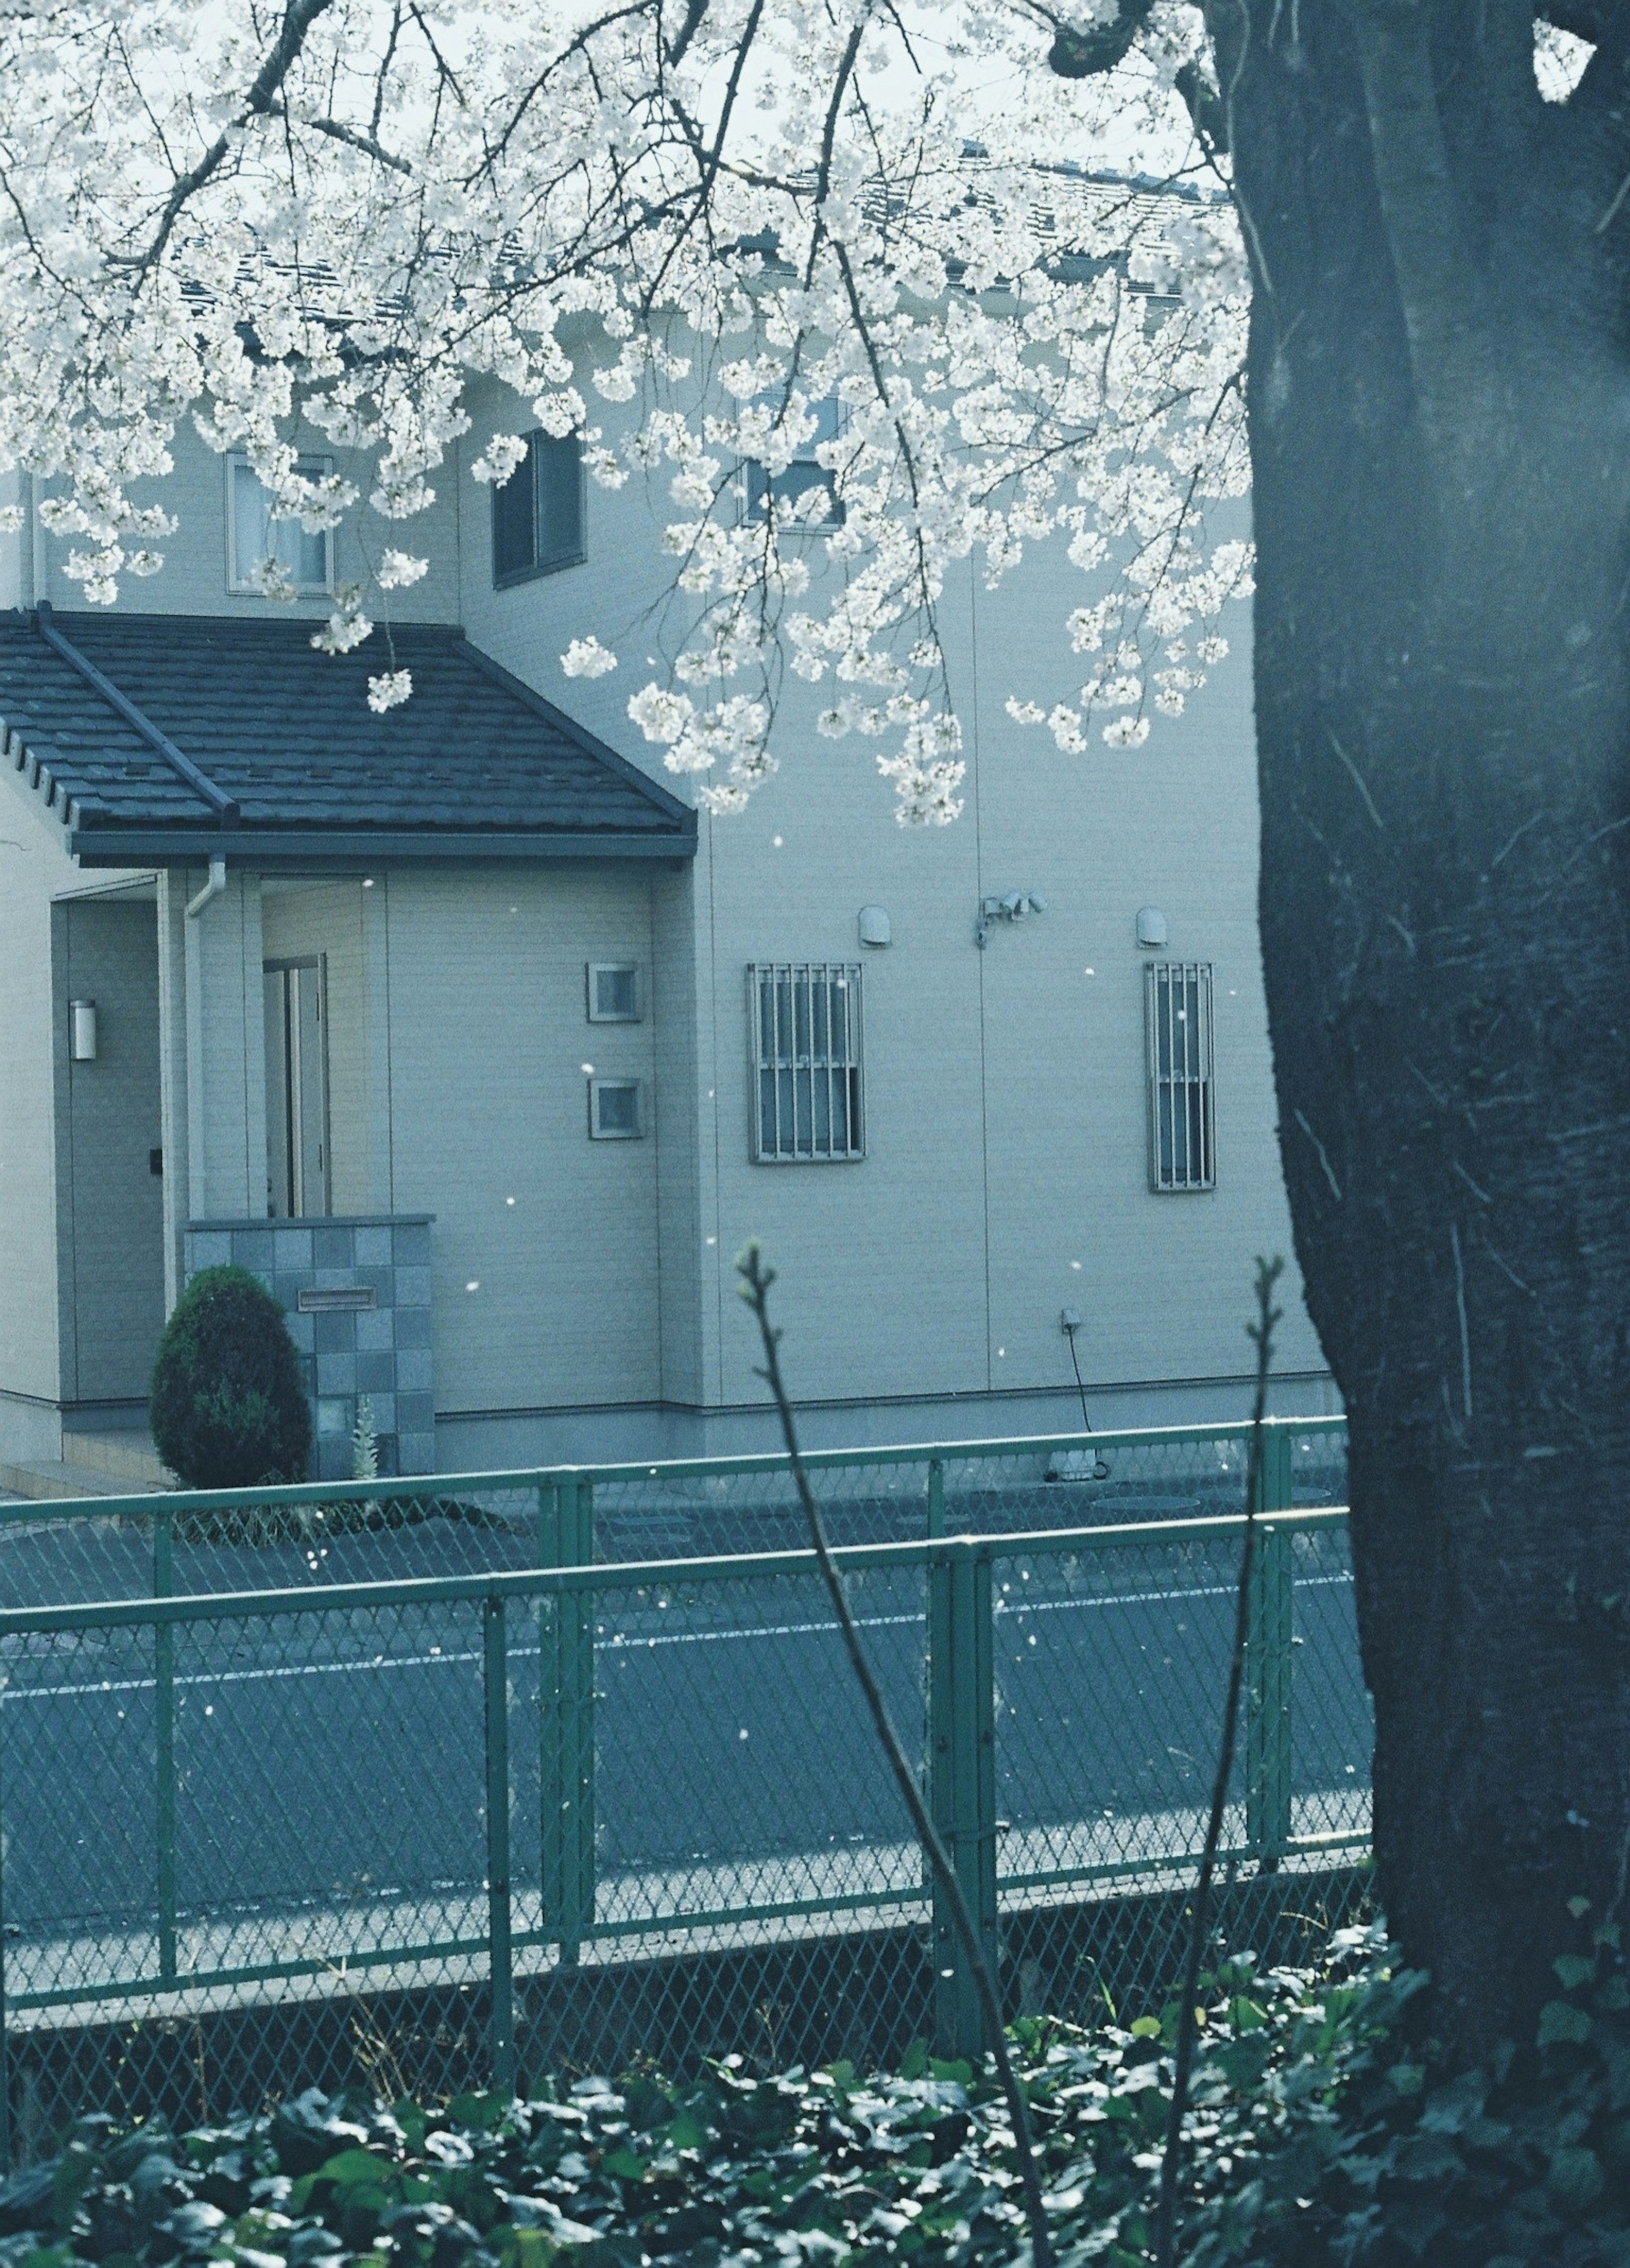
[229,457,331,593]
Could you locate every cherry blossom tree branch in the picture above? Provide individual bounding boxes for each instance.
[130,0,339,272]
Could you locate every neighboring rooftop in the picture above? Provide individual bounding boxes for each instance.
[0,610,695,864]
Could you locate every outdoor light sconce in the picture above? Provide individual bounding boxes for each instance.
[69,999,97,1062]
[976,891,1047,948]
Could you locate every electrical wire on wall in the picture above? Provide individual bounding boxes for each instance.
[1061,1311,1110,1480]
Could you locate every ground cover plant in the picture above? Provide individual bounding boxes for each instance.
[164,1495,509,1549]
[9,1912,1630,2268]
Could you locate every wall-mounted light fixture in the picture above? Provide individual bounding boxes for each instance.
[69,999,98,1062]
[976,891,1047,948]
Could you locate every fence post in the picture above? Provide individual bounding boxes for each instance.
[1245,1424,1295,1867]
[926,1458,944,1540]
[928,1541,998,2059]
[540,1478,595,1965]
[483,1594,516,2097]
[153,1510,177,1983]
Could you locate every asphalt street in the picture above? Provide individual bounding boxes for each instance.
[0,1523,1370,1957]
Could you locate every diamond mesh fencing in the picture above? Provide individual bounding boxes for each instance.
[991,1515,1370,2029]
[0,1472,1368,2161]
[0,1417,1348,1605]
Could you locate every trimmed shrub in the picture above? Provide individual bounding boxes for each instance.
[150,1265,312,1489]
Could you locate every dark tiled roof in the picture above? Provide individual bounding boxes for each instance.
[0,611,694,860]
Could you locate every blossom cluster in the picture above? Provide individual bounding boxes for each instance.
[0,0,1251,821]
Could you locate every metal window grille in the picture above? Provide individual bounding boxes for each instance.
[749,963,864,1161]
[1146,961,1216,1191]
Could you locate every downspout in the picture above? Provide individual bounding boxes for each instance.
[185,856,227,919]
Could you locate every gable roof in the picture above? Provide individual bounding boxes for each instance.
[0,610,695,866]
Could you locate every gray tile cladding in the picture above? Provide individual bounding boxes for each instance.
[182,1214,436,1475]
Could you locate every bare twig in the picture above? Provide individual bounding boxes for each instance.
[736,1242,1054,2268]
[1153,1253,1284,2268]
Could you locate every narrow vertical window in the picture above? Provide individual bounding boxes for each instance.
[492,430,585,586]
[1146,961,1215,1191]
[748,963,864,1160]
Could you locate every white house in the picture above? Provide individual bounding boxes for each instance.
[0,365,1334,1492]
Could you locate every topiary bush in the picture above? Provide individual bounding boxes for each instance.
[150,1264,312,1490]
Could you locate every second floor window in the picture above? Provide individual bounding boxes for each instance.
[228,455,332,595]
[492,430,585,586]
[745,396,844,527]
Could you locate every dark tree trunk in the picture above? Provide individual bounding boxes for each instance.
[1208,0,1630,2058]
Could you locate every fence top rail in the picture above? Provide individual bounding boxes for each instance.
[0,1506,1350,1637]
[0,1413,1348,1529]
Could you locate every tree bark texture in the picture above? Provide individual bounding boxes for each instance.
[1209,0,1630,2058]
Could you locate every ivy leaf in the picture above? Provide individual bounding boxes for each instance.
[1538,2001,1594,2049]
[1390,2133,1463,2184]
[1546,2144,1605,2217]
[1553,1954,1596,1991]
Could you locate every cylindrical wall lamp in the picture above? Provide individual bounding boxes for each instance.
[69,999,98,1062]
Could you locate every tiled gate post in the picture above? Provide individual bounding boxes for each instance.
[183,1214,437,1477]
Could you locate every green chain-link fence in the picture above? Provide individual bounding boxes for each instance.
[0,1419,1366,2160]
[0,1417,1347,1602]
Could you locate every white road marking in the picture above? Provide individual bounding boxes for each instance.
[0,1574,1354,1703]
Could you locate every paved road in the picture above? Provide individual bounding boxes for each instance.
[0,1523,1370,1966]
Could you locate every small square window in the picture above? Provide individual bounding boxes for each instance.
[227,454,333,595]
[589,1077,643,1139]
[587,963,641,1022]
[493,430,585,587]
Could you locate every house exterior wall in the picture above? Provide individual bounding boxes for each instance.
[444,376,1329,1453]
[378,864,667,1437]
[0,787,72,1451]
[182,867,267,1222]
[0,349,1334,1475]
[0,429,463,627]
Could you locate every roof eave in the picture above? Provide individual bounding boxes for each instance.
[68,822,698,868]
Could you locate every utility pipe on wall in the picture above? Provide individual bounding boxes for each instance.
[185,856,227,919]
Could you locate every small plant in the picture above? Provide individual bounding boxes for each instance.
[150,1265,312,1490]
[351,1395,379,1482]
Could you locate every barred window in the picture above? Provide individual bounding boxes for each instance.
[749,963,863,1161]
[1146,961,1216,1191]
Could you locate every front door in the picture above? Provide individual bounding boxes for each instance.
[264,957,330,1218]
